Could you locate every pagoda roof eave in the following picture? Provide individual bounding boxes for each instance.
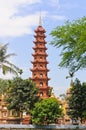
[30,68,50,72]
[31,61,49,64]
[33,41,47,44]
[34,27,46,33]
[30,77,50,81]
[32,53,48,57]
[32,47,47,50]
[39,87,50,90]
[34,35,46,38]
[32,46,47,50]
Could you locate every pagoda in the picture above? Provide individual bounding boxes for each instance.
[30,17,50,98]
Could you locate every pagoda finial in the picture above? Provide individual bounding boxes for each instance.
[39,11,42,26]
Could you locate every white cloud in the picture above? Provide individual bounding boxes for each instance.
[0,0,65,37]
[0,0,42,37]
[0,12,47,37]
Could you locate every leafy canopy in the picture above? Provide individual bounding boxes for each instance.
[6,77,40,113]
[31,97,62,125]
[0,78,9,95]
[67,79,86,123]
[50,16,86,72]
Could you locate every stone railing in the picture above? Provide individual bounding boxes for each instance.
[0,124,86,130]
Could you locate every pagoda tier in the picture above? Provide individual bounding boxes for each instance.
[32,46,47,50]
[33,40,47,44]
[34,26,46,33]
[31,60,49,64]
[32,54,48,57]
[32,52,48,55]
[31,77,50,81]
[30,68,49,72]
[34,34,46,38]
[33,40,47,43]
[31,24,50,98]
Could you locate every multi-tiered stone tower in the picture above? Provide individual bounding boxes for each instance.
[31,18,50,98]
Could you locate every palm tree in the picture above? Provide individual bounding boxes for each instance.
[0,43,20,76]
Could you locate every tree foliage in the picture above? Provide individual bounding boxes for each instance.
[67,79,86,123]
[0,43,20,76]
[50,16,86,72]
[31,97,62,125]
[5,77,40,114]
[0,78,9,95]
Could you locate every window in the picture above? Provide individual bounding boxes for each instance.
[40,82,43,87]
[40,32,42,35]
[34,74,36,77]
[40,65,43,68]
[40,73,43,77]
[34,65,36,67]
[40,57,42,60]
[12,111,18,116]
[3,112,7,117]
[3,107,7,110]
[40,92,43,96]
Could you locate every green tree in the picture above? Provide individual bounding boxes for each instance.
[31,97,62,125]
[0,43,20,75]
[50,16,86,73]
[0,78,9,95]
[5,77,40,114]
[67,79,86,123]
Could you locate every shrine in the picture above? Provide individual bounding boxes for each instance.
[30,17,50,98]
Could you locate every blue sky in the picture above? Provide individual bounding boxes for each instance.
[0,0,86,96]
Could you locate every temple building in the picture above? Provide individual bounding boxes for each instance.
[0,93,21,124]
[30,17,50,98]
